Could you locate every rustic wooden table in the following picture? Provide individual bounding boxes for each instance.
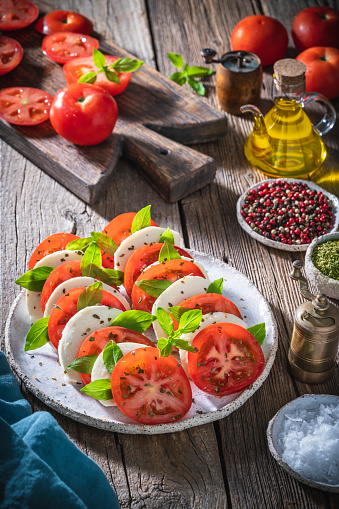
[1,0,339,508]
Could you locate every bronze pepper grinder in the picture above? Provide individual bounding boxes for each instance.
[289,260,339,384]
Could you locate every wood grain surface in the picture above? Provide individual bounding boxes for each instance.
[1,0,339,508]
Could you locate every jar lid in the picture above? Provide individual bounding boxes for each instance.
[221,51,261,73]
[273,59,307,85]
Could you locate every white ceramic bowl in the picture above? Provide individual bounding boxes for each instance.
[267,394,339,492]
[236,179,339,252]
[305,232,339,300]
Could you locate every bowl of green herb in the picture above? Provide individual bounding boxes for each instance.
[305,232,339,300]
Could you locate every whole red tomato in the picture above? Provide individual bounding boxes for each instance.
[49,83,118,145]
[292,7,339,52]
[296,47,339,99]
[36,10,93,35]
[230,15,288,66]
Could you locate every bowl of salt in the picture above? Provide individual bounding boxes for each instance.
[267,394,339,492]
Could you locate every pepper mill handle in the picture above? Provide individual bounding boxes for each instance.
[201,48,218,64]
[290,260,315,302]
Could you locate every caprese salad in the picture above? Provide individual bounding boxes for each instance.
[16,205,266,425]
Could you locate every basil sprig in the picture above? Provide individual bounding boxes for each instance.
[80,379,113,400]
[77,281,103,312]
[90,231,118,256]
[91,267,124,286]
[67,355,98,374]
[206,278,223,295]
[103,340,123,374]
[135,279,172,298]
[131,205,151,234]
[15,266,54,292]
[156,307,202,357]
[167,52,213,96]
[247,323,266,346]
[79,48,143,85]
[24,317,50,351]
[158,241,181,263]
[111,310,155,333]
[159,227,175,245]
[66,237,92,251]
[80,241,102,277]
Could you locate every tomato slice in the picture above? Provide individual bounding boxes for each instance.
[77,326,155,385]
[101,212,158,269]
[131,259,206,313]
[48,287,126,349]
[35,10,93,35]
[124,243,192,297]
[63,55,132,96]
[0,0,39,30]
[28,233,80,269]
[0,87,54,126]
[0,35,23,75]
[111,347,192,424]
[42,32,99,64]
[187,323,265,396]
[40,260,83,312]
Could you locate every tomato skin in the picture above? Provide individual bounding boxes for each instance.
[42,32,99,64]
[111,348,192,424]
[132,259,206,313]
[0,0,39,30]
[231,15,288,66]
[36,10,93,36]
[63,55,132,96]
[296,47,339,100]
[292,7,339,52]
[28,233,79,269]
[77,326,155,385]
[40,260,83,312]
[0,87,54,126]
[188,323,265,397]
[124,243,192,297]
[48,287,126,349]
[0,36,23,75]
[49,83,118,146]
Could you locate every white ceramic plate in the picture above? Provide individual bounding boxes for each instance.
[5,250,278,435]
[236,179,339,252]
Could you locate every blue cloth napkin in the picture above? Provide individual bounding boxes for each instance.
[0,351,119,509]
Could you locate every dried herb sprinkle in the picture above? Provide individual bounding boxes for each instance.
[312,240,339,280]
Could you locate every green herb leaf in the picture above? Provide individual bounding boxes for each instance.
[131,205,151,234]
[90,231,118,256]
[168,306,191,323]
[167,52,184,69]
[67,355,98,374]
[77,281,103,312]
[169,71,186,86]
[158,241,181,263]
[78,71,97,84]
[92,267,124,286]
[24,317,49,351]
[207,278,223,295]
[179,309,202,333]
[159,228,175,245]
[104,69,120,84]
[80,241,102,277]
[111,310,156,333]
[103,340,123,374]
[187,78,205,96]
[111,57,143,73]
[156,307,174,336]
[93,48,106,68]
[185,66,213,78]
[157,337,173,357]
[66,237,92,251]
[135,279,172,298]
[15,266,54,292]
[247,323,266,346]
[80,379,113,400]
[172,338,196,353]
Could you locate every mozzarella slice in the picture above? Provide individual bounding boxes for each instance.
[58,305,123,383]
[152,276,211,339]
[114,227,181,271]
[179,312,249,377]
[26,250,83,323]
[44,276,130,317]
[91,342,150,407]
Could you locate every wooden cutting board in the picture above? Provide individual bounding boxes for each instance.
[0,6,227,203]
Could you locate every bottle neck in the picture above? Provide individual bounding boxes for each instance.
[272,76,305,105]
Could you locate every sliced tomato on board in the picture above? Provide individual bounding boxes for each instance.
[36,10,93,35]
[124,243,192,297]
[0,0,39,30]
[187,323,265,397]
[0,87,54,126]
[40,260,83,312]
[111,347,192,424]
[48,287,127,349]
[28,233,79,269]
[131,259,206,313]
[0,35,23,75]
[42,32,99,64]
[77,326,155,385]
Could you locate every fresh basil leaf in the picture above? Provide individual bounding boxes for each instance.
[158,241,181,263]
[78,72,97,84]
[168,306,191,323]
[185,66,213,78]
[155,307,174,336]
[103,340,123,374]
[178,309,202,333]
[15,266,54,292]
[66,237,92,251]
[80,241,102,277]
[104,69,120,84]
[207,278,223,295]
[67,355,98,374]
[93,48,106,68]
[111,57,143,73]
[111,310,156,333]
[90,231,118,256]
[172,338,196,353]
[167,52,184,69]
[92,267,124,286]
[157,337,173,357]
[24,317,49,351]
[77,281,103,312]
[247,323,266,346]
[159,227,175,245]
[135,279,172,298]
[169,71,186,86]
[131,205,151,234]
[80,379,113,400]
[187,78,205,96]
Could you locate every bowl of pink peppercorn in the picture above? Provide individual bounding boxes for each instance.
[236,179,339,252]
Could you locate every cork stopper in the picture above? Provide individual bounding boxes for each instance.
[273,59,306,86]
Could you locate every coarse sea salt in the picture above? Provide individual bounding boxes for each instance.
[278,403,339,485]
